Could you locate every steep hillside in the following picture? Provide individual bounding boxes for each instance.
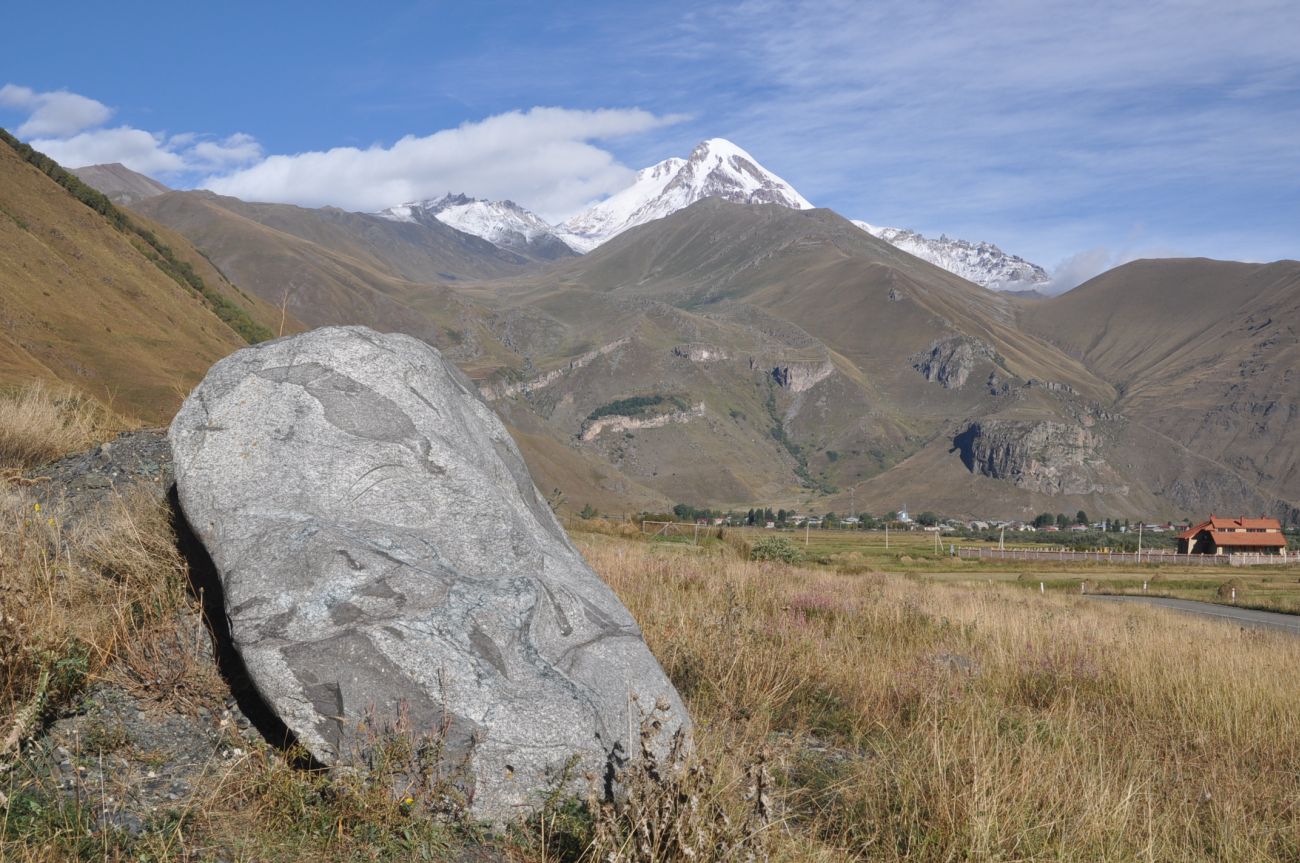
[124,182,665,509]
[1023,259,1300,522]
[0,132,284,422]
[129,190,527,366]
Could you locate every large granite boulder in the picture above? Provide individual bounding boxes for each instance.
[169,326,688,817]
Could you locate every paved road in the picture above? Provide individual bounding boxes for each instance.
[1093,595,1300,635]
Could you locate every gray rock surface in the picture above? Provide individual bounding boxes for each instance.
[169,326,689,817]
[911,336,994,390]
[953,418,1128,496]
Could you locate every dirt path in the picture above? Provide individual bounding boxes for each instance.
[1093,595,1300,635]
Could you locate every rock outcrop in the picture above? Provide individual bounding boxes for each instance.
[953,419,1127,496]
[170,326,688,817]
[912,337,994,390]
[672,343,727,362]
[479,337,629,401]
[766,359,834,393]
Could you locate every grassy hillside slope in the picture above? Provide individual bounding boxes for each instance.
[466,200,1136,519]
[0,132,281,423]
[1023,258,1300,521]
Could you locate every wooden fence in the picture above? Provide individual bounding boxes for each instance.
[956,547,1295,567]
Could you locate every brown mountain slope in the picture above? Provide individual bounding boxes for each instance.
[0,135,278,422]
[129,191,539,368]
[1023,259,1300,522]
[465,200,1135,519]
[71,162,170,205]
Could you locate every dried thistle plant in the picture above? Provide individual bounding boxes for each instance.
[584,698,772,863]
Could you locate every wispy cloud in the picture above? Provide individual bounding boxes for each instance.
[642,0,1300,265]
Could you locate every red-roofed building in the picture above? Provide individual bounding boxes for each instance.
[1177,516,1287,555]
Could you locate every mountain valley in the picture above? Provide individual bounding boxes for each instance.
[34,135,1300,524]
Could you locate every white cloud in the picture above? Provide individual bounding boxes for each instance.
[1044,242,1190,293]
[30,127,187,173]
[2,83,262,177]
[189,132,263,170]
[0,84,113,137]
[1044,248,1118,293]
[203,107,685,219]
[3,86,682,220]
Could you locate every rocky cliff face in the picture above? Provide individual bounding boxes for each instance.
[954,419,1127,496]
[912,337,995,389]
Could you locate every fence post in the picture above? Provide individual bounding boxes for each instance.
[1040,581,1045,594]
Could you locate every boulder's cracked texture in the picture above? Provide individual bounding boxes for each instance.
[169,326,688,817]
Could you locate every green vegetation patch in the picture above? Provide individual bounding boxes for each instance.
[586,393,687,423]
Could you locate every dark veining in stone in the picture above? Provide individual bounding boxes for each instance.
[170,326,688,817]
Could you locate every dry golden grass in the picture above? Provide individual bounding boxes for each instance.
[575,533,1300,862]
[0,486,187,769]
[6,489,1300,861]
[0,384,123,473]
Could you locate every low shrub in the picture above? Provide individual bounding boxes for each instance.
[750,536,802,564]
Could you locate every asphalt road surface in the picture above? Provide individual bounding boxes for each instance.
[1093,595,1300,635]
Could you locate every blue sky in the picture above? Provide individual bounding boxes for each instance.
[3,0,1297,287]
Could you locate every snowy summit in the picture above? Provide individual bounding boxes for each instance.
[556,138,815,252]
[376,194,577,260]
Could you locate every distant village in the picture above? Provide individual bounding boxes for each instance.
[609,503,1296,556]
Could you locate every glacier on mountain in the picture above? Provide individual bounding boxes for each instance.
[853,221,1049,291]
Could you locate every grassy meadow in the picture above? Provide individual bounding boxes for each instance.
[5,384,1300,860]
[578,527,1300,860]
[676,524,1300,614]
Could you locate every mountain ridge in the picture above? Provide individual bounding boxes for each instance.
[853,221,1051,290]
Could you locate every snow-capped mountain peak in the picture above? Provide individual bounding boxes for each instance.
[852,221,1049,291]
[376,194,576,260]
[557,138,813,252]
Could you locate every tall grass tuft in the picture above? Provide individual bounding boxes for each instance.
[0,384,122,472]
[0,487,187,773]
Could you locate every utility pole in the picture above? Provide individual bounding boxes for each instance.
[1137,521,1143,558]
[885,521,889,549]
